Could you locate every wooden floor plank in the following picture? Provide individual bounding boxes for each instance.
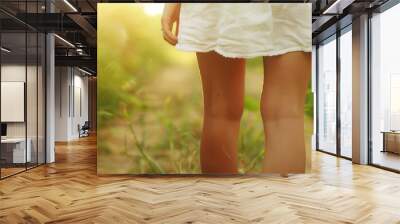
[0,135,400,223]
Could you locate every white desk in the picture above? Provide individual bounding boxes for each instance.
[1,138,31,163]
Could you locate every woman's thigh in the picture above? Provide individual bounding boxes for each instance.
[196,51,246,117]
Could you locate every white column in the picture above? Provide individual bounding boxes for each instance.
[45,0,56,163]
[46,33,55,163]
[352,14,369,164]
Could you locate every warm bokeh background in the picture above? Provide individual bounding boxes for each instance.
[97,3,313,174]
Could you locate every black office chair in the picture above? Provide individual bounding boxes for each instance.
[79,121,90,138]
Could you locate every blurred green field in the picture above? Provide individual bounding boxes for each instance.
[97,4,314,174]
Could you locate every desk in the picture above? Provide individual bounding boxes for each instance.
[382,131,400,154]
[1,138,31,163]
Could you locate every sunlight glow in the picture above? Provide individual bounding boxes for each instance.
[142,3,164,16]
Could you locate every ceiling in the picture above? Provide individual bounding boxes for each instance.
[0,0,97,73]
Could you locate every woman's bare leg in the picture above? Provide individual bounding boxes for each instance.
[196,51,245,174]
[261,51,311,173]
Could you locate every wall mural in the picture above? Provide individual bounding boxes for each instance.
[97,3,313,174]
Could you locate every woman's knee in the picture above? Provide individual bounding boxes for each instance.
[260,97,303,121]
[204,102,244,121]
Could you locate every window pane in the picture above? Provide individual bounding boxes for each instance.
[318,38,337,154]
[371,3,400,171]
[340,29,352,158]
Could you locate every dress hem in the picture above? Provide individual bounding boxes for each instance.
[175,44,312,58]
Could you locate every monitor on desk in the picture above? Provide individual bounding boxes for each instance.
[1,123,7,138]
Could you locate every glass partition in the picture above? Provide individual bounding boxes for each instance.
[1,30,28,177]
[0,1,46,179]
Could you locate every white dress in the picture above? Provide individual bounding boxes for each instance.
[176,3,312,58]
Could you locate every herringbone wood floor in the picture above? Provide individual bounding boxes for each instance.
[1,136,400,224]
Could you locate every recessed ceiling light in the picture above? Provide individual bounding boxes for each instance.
[78,67,93,76]
[323,0,345,15]
[63,0,78,12]
[323,0,356,15]
[1,47,11,53]
[54,34,75,48]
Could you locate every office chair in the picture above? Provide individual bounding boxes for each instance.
[79,121,90,138]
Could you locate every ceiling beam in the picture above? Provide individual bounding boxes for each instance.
[67,13,97,45]
[55,55,96,71]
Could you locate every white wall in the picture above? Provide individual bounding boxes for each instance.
[1,65,39,138]
[55,67,89,141]
[71,73,89,138]
[55,66,70,141]
[1,65,26,139]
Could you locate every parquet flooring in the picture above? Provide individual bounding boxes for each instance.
[1,135,400,223]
